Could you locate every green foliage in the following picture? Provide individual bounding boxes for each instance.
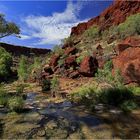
[0,85,9,106]
[58,54,67,68]
[95,60,124,88]
[129,86,140,95]
[17,56,28,82]
[51,76,60,94]
[0,47,12,82]
[99,87,134,106]
[102,13,140,40]
[120,100,137,113]
[76,55,84,64]
[69,85,100,109]
[8,96,24,112]
[16,84,25,94]
[52,45,64,55]
[84,25,99,39]
[117,13,140,39]
[29,57,42,80]
[0,14,20,38]
[42,79,51,92]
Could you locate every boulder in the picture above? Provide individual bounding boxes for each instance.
[49,55,60,68]
[113,47,140,85]
[64,47,78,55]
[79,56,98,77]
[64,55,77,69]
[115,37,140,54]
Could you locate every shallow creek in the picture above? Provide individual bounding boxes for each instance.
[0,92,121,139]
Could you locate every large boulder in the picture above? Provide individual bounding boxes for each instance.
[64,55,77,69]
[64,47,78,55]
[79,56,98,77]
[113,47,140,85]
[115,37,140,54]
[49,55,60,69]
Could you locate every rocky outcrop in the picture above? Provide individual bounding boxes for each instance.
[115,37,140,54]
[64,47,78,55]
[79,56,98,77]
[49,55,60,69]
[113,47,140,85]
[0,42,51,56]
[64,55,77,69]
[71,1,140,36]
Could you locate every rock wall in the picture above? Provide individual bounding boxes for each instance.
[71,0,140,36]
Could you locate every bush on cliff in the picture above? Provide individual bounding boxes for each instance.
[118,13,140,39]
[84,25,99,39]
[0,47,12,82]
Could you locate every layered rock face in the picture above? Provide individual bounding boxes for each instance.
[71,0,140,36]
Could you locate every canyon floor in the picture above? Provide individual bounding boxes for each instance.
[0,78,140,139]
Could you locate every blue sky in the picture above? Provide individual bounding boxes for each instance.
[0,1,113,49]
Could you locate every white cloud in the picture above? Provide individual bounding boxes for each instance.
[20,34,32,40]
[21,1,88,45]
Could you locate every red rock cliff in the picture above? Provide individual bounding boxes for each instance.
[71,0,140,36]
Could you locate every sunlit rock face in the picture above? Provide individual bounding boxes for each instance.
[79,56,98,77]
[71,1,140,36]
[113,47,140,85]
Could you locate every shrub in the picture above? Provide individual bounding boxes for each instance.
[120,100,137,113]
[17,55,28,82]
[8,96,24,112]
[0,96,7,106]
[84,25,99,39]
[42,79,51,92]
[128,86,140,95]
[76,55,84,64]
[0,85,9,106]
[99,87,134,106]
[16,84,25,94]
[70,85,100,107]
[95,60,124,88]
[29,57,42,81]
[58,54,67,68]
[117,13,140,39]
[0,47,12,82]
[50,76,60,94]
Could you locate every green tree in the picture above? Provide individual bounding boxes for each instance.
[0,14,20,38]
[0,47,12,82]
[51,76,60,96]
[17,56,28,82]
